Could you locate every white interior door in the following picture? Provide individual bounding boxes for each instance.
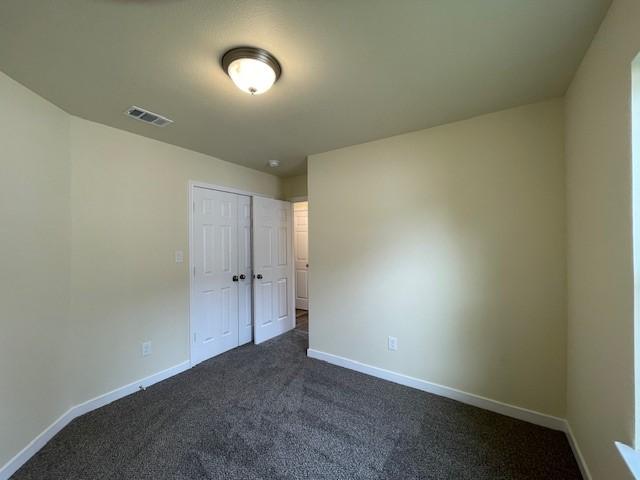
[191,186,251,365]
[253,197,295,344]
[293,202,309,310]
[237,195,253,345]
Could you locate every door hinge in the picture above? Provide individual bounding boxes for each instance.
[193,265,196,277]
[193,333,196,343]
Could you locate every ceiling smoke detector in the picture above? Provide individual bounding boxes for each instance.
[125,106,173,127]
[268,159,280,168]
[221,47,282,95]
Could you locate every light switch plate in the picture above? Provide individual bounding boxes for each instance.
[175,250,184,263]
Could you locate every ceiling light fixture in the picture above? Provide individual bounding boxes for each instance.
[221,46,282,95]
[268,159,281,168]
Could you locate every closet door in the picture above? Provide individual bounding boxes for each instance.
[192,187,240,364]
[253,197,294,344]
[237,195,253,345]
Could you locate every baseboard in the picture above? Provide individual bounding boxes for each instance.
[1,352,590,480]
[307,348,566,431]
[563,421,592,480]
[0,360,190,480]
[0,407,78,480]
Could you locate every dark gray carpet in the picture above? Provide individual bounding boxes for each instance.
[12,332,581,479]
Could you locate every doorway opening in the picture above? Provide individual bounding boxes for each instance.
[293,201,309,334]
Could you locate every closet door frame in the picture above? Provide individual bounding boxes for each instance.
[188,180,274,367]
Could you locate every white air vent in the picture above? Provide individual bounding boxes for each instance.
[125,106,173,127]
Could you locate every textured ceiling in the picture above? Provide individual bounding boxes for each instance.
[0,0,611,176]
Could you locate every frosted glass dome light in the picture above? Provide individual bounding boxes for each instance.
[222,47,282,95]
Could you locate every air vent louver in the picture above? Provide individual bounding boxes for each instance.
[125,106,173,127]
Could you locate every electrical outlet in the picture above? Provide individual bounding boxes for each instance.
[388,336,398,351]
[142,341,152,357]
[175,250,184,264]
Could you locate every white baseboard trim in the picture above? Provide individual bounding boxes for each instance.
[307,349,598,473]
[564,421,592,480]
[307,348,566,431]
[0,360,190,480]
[2,351,591,480]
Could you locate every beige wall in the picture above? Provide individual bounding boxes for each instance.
[282,174,308,200]
[0,69,282,469]
[5,3,640,475]
[68,118,280,403]
[308,99,567,417]
[565,0,640,478]
[0,72,72,467]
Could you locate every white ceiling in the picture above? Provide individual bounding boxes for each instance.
[0,0,611,177]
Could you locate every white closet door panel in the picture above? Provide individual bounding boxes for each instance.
[192,187,240,364]
[238,195,253,345]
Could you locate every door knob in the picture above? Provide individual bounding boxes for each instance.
[232,275,239,282]
[256,274,263,279]
[239,274,246,280]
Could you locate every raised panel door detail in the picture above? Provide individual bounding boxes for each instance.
[203,289,216,342]
[221,225,231,272]
[203,225,215,274]
[295,231,308,261]
[221,200,233,218]
[221,286,231,336]
[260,281,273,326]
[277,278,288,320]
[263,227,274,268]
[278,227,287,266]
[242,226,251,269]
[241,283,251,328]
[294,212,307,227]
[203,198,214,214]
